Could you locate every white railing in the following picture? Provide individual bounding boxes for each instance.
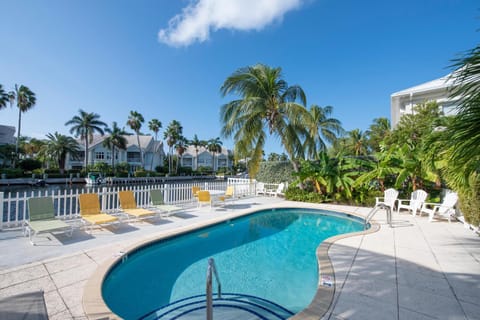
[0,178,257,230]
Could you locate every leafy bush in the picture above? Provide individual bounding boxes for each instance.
[0,168,23,178]
[256,161,294,183]
[285,187,327,203]
[18,158,42,171]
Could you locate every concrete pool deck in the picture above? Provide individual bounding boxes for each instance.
[0,197,479,319]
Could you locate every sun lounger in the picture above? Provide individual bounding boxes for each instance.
[25,197,74,245]
[118,190,156,221]
[78,193,120,232]
[149,189,183,217]
[197,190,212,208]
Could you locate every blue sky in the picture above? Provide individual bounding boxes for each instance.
[1,0,478,155]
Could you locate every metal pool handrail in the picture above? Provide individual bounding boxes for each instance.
[206,257,222,320]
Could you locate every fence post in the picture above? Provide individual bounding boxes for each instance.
[0,192,3,231]
[102,187,108,212]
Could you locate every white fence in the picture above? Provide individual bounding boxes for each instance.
[0,178,257,230]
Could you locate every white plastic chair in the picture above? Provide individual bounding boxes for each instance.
[375,188,399,212]
[267,183,285,197]
[397,190,428,216]
[256,182,266,196]
[420,192,458,222]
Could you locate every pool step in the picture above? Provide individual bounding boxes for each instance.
[139,293,294,320]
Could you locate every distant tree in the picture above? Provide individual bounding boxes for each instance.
[8,84,36,165]
[189,134,204,170]
[346,129,369,157]
[103,122,128,174]
[175,136,188,172]
[0,84,9,109]
[220,64,309,177]
[148,118,162,170]
[44,132,81,173]
[163,120,183,174]
[127,110,145,167]
[304,105,343,159]
[65,109,107,170]
[366,117,391,152]
[207,137,223,172]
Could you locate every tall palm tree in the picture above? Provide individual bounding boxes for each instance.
[366,117,391,152]
[175,136,188,172]
[44,132,81,173]
[189,134,203,170]
[65,109,107,170]
[220,64,308,177]
[346,129,369,157]
[207,137,223,172]
[304,105,343,159]
[103,122,128,174]
[148,118,162,170]
[0,84,9,110]
[8,84,36,164]
[127,110,145,168]
[163,120,183,174]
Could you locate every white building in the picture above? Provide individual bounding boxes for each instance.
[0,125,15,145]
[66,135,165,172]
[179,145,233,171]
[390,71,461,127]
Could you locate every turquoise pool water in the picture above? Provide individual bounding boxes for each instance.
[102,208,366,319]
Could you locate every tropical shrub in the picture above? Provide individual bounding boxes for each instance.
[256,161,294,184]
[285,186,328,203]
[18,158,42,171]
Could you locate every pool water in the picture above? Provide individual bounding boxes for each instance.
[102,208,366,319]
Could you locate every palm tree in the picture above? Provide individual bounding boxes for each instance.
[304,105,343,159]
[103,122,128,174]
[366,117,391,152]
[127,110,145,168]
[44,132,81,173]
[189,134,203,171]
[163,120,183,174]
[346,129,368,157]
[65,109,107,170]
[0,84,9,110]
[148,118,162,171]
[175,136,188,172]
[220,64,309,177]
[8,84,36,165]
[207,137,223,172]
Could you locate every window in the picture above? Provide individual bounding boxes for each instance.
[95,152,105,160]
[127,152,141,163]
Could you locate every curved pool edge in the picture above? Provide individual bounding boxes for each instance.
[82,203,380,320]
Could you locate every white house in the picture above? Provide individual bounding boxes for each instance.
[390,71,461,127]
[179,145,233,171]
[0,125,15,145]
[65,135,165,172]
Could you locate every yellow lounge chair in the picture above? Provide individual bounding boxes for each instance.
[118,190,156,221]
[197,190,212,208]
[219,186,235,205]
[78,193,119,232]
[192,186,200,198]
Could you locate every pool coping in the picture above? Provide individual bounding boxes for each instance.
[82,205,380,319]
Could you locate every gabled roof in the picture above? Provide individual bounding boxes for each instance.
[77,134,163,153]
[391,71,458,97]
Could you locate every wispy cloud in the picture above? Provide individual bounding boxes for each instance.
[158,0,304,47]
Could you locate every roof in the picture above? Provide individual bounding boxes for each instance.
[183,145,231,157]
[77,134,164,153]
[391,71,458,97]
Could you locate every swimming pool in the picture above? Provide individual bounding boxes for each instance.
[102,208,366,319]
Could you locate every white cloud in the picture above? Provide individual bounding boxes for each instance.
[158,0,304,47]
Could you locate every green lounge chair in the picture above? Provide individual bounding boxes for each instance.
[25,197,73,245]
[150,189,183,217]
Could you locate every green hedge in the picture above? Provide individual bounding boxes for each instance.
[256,161,294,184]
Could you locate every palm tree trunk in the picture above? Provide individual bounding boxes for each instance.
[84,138,89,171]
[14,108,22,167]
[136,133,143,168]
[111,146,115,175]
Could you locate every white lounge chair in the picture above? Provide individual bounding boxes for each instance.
[420,192,458,222]
[397,189,428,216]
[375,188,399,212]
[267,183,285,197]
[256,182,266,196]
